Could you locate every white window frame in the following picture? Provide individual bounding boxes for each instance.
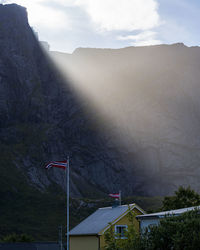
[114,225,128,239]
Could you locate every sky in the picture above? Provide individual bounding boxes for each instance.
[0,0,200,53]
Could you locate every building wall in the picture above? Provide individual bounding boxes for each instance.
[99,207,143,249]
[140,218,160,233]
[70,235,99,250]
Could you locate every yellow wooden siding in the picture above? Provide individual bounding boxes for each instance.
[100,207,143,249]
[70,235,99,250]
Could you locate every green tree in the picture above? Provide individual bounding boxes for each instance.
[162,186,200,210]
[104,207,143,250]
[118,210,143,250]
[104,223,120,250]
[1,233,34,242]
[143,209,200,250]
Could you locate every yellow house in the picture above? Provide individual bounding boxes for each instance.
[69,203,145,250]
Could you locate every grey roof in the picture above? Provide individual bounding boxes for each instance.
[0,242,59,250]
[70,203,144,235]
[137,205,200,220]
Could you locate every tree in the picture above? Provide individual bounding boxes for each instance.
[162,186,200,210]
[104,208,143,250]
[143,209,200,250]
[118,210,143,250]
[104,223,120,250]
[1,233,34,242]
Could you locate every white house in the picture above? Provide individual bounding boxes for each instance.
[136,205,200,232]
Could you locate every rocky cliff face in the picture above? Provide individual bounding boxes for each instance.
[51,44,200,196]
[1,4,200,198]
[0,4,137,198]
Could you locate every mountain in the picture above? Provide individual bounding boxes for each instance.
[0,3,130,199]
[0,3,124,239]
[51,44,200,196]
[2,2,200,240]
[1,3,200,206]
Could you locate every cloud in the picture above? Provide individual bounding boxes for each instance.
[74,0,160,31]
[0,0,162,51]
[118,31,161,46]
[1,0,70,30]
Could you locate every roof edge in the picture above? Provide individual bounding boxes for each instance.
[136,205,200,220]
[70,233,98,236]
[100,203,146,234]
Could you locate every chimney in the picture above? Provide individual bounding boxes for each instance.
[112,198,120,208]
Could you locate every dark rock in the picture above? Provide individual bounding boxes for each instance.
[0,4,135,197]
[1,3,200,198]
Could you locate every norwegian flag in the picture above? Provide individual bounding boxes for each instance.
[45,160,67,170]
[109,193,120,199]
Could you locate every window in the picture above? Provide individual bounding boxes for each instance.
[115,225,128,239]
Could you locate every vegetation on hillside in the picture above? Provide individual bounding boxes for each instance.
[0,157,162,242]
[2,160,199,244]
[1,233,34,243]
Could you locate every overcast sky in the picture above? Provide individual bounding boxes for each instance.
[1,0,200,53]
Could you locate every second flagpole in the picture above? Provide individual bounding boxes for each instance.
[119,190,121,206]
[66,156,70,250]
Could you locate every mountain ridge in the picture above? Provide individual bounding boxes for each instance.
[0,3,139,198]
[51,40,200,196]
[1,3,200,200]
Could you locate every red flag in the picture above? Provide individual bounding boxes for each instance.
[109,193,120,199]
[45,160,67,170]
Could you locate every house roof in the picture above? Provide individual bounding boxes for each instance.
[137,205,200,220]
[70,203,145,236]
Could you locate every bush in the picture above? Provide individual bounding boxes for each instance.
[1,233,34,242]
[143,209,200,250]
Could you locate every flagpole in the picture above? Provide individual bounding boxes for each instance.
[66,156,70,250]
[119,190,121,206]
